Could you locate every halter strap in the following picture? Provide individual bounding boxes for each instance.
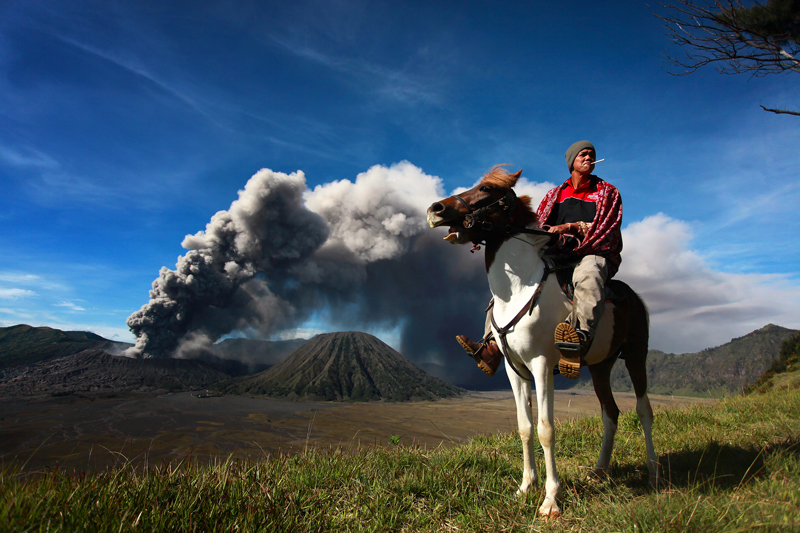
[452,194,474,213]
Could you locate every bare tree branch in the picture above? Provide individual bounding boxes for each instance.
[656,0,800,74]
[655,0,800,115]
[760,104,800,115]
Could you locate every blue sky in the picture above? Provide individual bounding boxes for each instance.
[1,0,798,355]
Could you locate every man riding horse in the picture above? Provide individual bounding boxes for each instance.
[456,140,623,379]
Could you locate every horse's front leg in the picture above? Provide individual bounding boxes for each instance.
[532,356,562,519]
[507,359,537,495]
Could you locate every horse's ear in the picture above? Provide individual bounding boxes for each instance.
[509,169,523,187]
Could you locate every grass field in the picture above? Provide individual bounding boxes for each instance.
[2,380,798,532]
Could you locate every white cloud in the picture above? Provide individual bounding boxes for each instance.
[0,288,35,299]
[513,178,557,210]
[0,273,41,283]
[305,161,445,262]
[51,33,213,122]
[55,301,86,312]
[0,309,35,321]
[0,145,59,169]
[272,38,442,106]
[0,271,66,292]
[618,213,800,353]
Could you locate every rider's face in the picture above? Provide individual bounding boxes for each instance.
[572,148,595,174]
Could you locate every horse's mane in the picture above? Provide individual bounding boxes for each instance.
[482,164,518,188]
[482,165,538,227]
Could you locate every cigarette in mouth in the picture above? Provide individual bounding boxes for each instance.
[593,159,605,163]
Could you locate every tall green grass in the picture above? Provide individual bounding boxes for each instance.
[3,386,798,532]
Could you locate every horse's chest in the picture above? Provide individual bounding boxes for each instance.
[492,303,563,360]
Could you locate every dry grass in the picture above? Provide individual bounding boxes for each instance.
[2,385,798,532]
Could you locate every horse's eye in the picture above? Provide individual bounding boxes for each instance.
[479,186,491,193]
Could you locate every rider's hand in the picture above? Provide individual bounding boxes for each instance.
[547,223,574,235]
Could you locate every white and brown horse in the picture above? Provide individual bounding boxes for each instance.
[427,166,657,518]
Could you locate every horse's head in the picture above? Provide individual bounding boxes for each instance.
[427,165,537,246]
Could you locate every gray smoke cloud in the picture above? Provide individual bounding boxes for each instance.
[127,163,497,384]
[126,169,331,357]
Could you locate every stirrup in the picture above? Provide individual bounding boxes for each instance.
[456,335,484,360]
[455,335,501,377]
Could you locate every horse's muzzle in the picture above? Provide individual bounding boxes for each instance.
[427,202,448,228]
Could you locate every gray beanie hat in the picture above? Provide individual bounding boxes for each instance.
[565,140,596,171]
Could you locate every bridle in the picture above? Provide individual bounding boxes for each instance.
[453,188,517,232]
[451,187,552,242]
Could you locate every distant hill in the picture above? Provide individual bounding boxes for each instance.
[0,325,303,397]
[745,331,800,394]
[0,349,230,397]
[220,331,464,401]
[591,324,798,397]
[0,324,124,368]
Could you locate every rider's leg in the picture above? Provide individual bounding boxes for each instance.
[572,255,609,339]
[554,255,608,378]
[456,302,503,377]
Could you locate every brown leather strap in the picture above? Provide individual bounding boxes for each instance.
[488,268,552,381]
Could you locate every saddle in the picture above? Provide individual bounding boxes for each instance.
[545,257,623,304]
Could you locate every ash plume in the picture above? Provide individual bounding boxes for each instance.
[126,162,491,372]
[126,169,330,357]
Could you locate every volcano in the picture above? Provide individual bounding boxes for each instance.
[220,331,463,401]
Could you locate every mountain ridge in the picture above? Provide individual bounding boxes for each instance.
[0,324,124,368]
[577,324,799,397]
[0,348,230,398]
[1,323,795,398]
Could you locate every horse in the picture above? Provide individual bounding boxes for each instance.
[426,166,657,518]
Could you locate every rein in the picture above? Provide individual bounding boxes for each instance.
[488,266,553,382]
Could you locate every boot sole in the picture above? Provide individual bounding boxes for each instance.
[554,323,582,379]
[477,360,496,377]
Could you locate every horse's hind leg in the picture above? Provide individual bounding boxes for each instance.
[587,357,620,480]
[622,310,659,486]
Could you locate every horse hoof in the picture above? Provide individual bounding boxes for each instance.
[538,496,561,519]
[587,468,609,482]
[539,506,561,520]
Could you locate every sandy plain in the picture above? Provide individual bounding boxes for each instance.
[0,389,712,473]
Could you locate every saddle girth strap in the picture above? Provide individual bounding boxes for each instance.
[488,267,553,382]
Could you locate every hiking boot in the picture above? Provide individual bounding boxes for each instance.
[456,335,503,377]
[554,323,589,379]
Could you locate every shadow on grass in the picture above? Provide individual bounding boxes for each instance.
[656,436,798,491]
[571,435,799,498]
